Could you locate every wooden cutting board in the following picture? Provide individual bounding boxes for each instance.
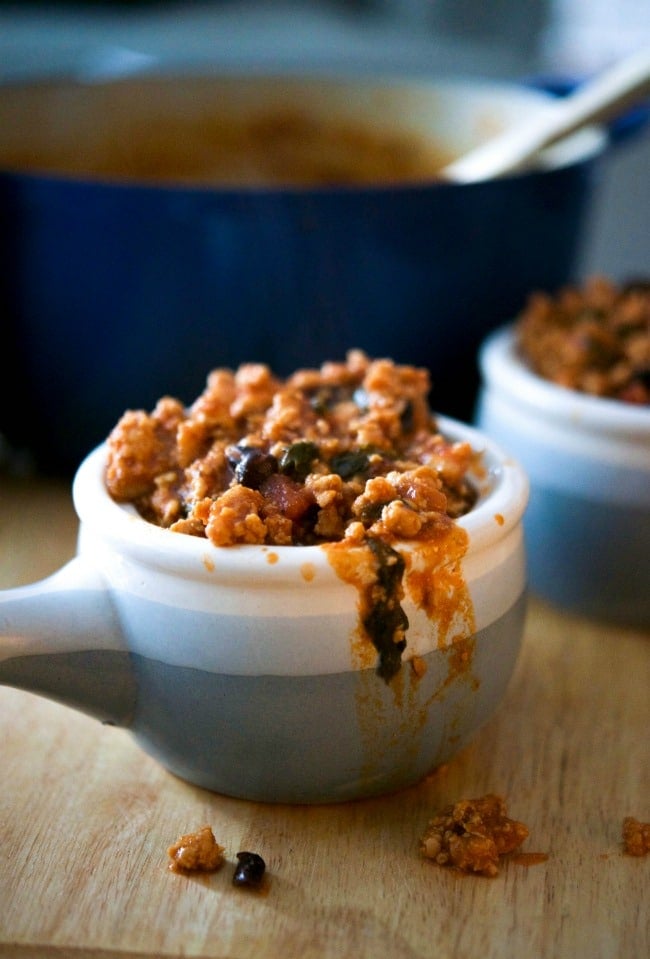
[0,474,648,959]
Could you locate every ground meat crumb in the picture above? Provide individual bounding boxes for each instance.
[622,817,650,856]
[420,794,530,877]
[167,825,225,874]
[516,275,650,404]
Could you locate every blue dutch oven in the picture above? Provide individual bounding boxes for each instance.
[0,71,647,474]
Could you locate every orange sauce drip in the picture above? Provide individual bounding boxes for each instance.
[324,518,475,672]
[402,518,475,651]
[323,542,380,672]
[323,520,478,787]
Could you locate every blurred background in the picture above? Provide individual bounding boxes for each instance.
[1,0,649,278]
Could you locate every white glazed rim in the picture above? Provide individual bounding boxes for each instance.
[479,325,650,437]
[72,415,529,584]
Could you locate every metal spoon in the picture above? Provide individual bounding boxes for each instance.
[442,46,650,183]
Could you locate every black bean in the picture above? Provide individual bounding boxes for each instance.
[232,851,266,888]
[227,445,278,489]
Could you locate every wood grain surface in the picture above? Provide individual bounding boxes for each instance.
[0,473,648,959]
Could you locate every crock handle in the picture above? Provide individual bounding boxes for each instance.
[0,558,135,725]
[526,74,650,147]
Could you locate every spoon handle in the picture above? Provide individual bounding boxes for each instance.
[443,46,650,183]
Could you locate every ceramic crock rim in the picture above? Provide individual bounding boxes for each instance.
[71,414,529,582]
[479,324,650,434]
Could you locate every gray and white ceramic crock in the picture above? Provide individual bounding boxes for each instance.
[476,325,650,628]
[0,416,529,803]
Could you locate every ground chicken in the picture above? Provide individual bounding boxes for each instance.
[105,350,479,548]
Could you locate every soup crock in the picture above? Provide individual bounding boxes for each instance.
[0,416,529,803]
[476,325,650,628]
[1,70,643,474]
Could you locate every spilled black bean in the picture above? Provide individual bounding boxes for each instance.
[232,851,266,888]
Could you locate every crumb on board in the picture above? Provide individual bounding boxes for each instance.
[622,817,650,857]
[167,825,225,874]
[420,794,531,877]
